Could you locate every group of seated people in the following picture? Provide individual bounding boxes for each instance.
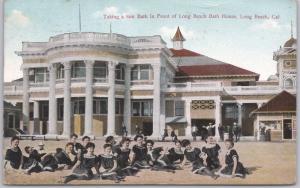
[4,134,248,183]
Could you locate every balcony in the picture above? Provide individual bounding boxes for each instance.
[223,85,281,95]
[165,82,223,92]
[20,32,167,55]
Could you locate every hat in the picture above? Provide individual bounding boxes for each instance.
[38,142,44,146]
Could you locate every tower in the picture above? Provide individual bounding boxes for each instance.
[172,27,185,50]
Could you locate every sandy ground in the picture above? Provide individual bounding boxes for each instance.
[2,138,296,185]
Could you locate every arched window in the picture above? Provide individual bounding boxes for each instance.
[284,78,293,88]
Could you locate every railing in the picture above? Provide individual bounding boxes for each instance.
[131,80,154,85]
[166,82,223,92]
[48,32,131,47]
[22,32,166,52]
[30,82,49,87]
[224,86,280,92]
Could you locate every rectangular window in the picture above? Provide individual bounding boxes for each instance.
[131,66,138,80]
[225,105,236,119]
[132,102,140,116]
[115,64,125,80]
[72,98,85,114]
[140,65,150,80]
[115,99,124,114]
[175,101,185,116]
[71,62,86,78]
[100,100,107,114]
[141,101,152,116]
[35,68,48,83]
[57,99,64,121]
[94,63,107,78]
[56,64,64,79]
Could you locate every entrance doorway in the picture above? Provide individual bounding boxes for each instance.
[191,119,215,137]
[283,119,292,139]
[142,122,153,136]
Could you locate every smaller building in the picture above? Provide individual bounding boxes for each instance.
[251,90,296,141]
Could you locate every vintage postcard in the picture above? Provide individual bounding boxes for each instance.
[2,0,297,185]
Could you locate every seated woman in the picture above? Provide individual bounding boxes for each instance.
[69,133,83,155]
[217,139,247,178]
[99,144,124,183]
[4,136,23,170]
[181,139,218,179]
[62,142,100,184]
[202,136,221,171]
[115,137,139,176]
[145,140,175,173]
[22,146,44,174]
[166,140,184,168]
[131,135,150,169]
[41,142,77,172]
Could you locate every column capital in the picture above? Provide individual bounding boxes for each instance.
[84,60,95,68]
[48,63,57,71]
[151,63,160,70]
[108,61,118,69]
[63,61,72,69]
[22,68,29,76]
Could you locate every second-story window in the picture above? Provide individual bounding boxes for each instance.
[116,64,125,80]
[71,61,85,78]
[34,68,49,83]
[131,65,152,81]
[131,66,139,80]
[140,65,150,80]
[94,62,107,79]
[56,64,64,79]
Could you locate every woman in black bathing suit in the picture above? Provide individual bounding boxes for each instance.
[131,135,151,169]
[145,140,175,173]
[202,136,221,171]
[181,139,218,179]
[62,142,100,184]
[217,139,247,178]
[99,144,124,183]
[115,137,139,176]
[4,136,23,170]
[41,142,78,172]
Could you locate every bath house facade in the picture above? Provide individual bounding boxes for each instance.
[4,27,297,141]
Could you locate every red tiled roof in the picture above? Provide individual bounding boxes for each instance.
[170,48,201,57]
[253,91,296,113]
[175,64,259,77]
[172,27,185,41]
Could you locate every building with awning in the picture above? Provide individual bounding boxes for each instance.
[251,90,296,141]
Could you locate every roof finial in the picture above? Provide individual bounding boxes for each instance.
[78,1,82,32]
[291,20,293,38]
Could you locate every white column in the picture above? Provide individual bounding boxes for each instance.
[22,68,30,132]
[48,64,57,135]
[123,64,131,135]
[237,103,242,134]
[63,62,71,137]
[107,61,116,136]
[33,101,40,134]
[256,115,260,141]
[84,60,94,136]
[214,98,221,140]
[152,64,161,138]
[185,99,192,137]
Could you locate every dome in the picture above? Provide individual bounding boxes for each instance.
[284,37,297,47]
[267,75,279,81]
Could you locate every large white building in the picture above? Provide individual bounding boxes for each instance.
[4,27,297,140]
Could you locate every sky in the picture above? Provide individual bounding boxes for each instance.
[4,0,297,82]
